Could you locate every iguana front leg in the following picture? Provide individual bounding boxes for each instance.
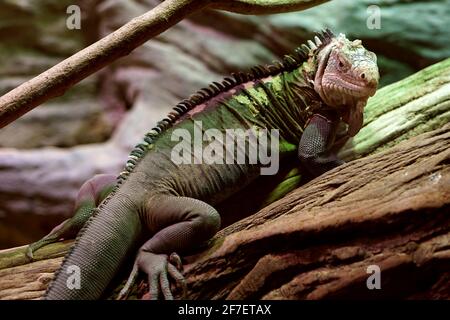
[26,174,116,259]
[298,113,345,176]
[119,195,221,300]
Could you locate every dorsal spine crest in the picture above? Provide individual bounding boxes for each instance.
[116,29,335,183]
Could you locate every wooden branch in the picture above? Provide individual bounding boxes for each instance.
[210,0,329,14]
[0,58,449,300]
[0,0,328,129]
[0,0,210,129]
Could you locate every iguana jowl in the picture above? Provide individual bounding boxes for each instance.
[27,30,379,299]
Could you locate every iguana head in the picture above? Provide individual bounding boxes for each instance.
[312,32,379,136]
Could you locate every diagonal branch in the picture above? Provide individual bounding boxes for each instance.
[0,0,328,129]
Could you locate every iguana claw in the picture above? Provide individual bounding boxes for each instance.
[169,252,183,273]
[117,262,139,300]
[117,252,186,300]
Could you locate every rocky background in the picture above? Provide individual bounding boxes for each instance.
[0,0,449,248]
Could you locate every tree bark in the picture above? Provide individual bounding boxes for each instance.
[0,58,449,299]
[0,0,328,129]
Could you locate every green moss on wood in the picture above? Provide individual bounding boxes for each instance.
[0,241,72,270]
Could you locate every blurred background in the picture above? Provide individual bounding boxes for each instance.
[0,0,449,249]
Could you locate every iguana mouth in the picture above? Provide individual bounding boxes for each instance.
[323,77,377,99]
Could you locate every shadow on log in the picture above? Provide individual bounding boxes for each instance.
[0,59,449,299]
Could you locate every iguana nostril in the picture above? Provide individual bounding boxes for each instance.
[361,73,366,79]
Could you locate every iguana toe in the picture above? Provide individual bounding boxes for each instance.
[137,251,185,300]
[117,262,139,300]
[167,262,186,298]
[26,236,57,261]
[25,245,35,261]
[169,252,183,272]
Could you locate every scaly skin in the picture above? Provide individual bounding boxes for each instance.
[28,30,379,300]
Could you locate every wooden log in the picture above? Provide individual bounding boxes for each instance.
[185,123,450,299]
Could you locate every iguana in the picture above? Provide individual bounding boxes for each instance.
[27,30,379,300]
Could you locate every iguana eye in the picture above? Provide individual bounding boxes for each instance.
[337,57,349,71]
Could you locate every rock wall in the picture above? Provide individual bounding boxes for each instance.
[0,0,113,149]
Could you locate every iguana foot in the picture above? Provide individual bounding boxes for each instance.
[26,219,72,260]
[118,252,185,300]
[26,204,94,261]
[118,195,219,299]
[26,174,117,260]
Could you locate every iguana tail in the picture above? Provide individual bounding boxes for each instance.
[44,190,142,300]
